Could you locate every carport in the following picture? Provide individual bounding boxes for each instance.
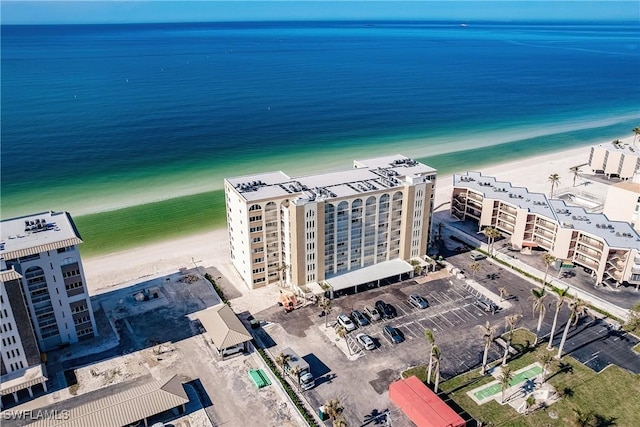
[325,259,414,297]
[196,304,253,358]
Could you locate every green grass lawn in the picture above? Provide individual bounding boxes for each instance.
[438,346,640,427]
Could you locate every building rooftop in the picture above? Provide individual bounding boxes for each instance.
[453,172,554,217]
[0,211,82,261]
[611,181,640,193]
[593,142,640,156]
[225,155,437,203]
[454,172,640,249]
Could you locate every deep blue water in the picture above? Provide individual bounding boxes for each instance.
[2,21,639,217]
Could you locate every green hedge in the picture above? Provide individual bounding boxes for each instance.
[204,273,230,305]
[256,348,319,427]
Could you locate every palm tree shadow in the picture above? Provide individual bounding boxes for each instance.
[547,361,573,381]
[594,414,617,427]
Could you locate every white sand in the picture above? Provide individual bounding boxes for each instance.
[83,142,610,295]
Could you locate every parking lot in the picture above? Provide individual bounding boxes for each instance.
[254,274,511,426]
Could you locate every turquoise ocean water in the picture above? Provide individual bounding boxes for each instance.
[2,21,639,254]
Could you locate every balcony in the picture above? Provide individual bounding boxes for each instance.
[576,246,601,262]
[578,236,604,250]
[575,256,599,269]
[534,227,555,239]
[535,219,557,232]
[467,192,483,202]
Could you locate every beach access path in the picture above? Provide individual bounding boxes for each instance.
[83,143,598,296]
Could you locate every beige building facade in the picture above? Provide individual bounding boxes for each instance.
[1,212,97,353]
[225,155,436,291]
[451,172,640,288]
[602,177,640,234]
[588,143,640,180]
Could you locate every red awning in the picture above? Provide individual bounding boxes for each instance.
[389,376,465,427]
[521,241,538,247]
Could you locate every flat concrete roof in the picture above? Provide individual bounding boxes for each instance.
[593,142,640,157]
[454,172,640,249]
[1,212,82,261]
[453,172,553,217]
[226,155,437,203]
[612,181,640,193]
[327,259,414,291]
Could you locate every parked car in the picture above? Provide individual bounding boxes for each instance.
[383,325,404,344]
[364,305,382,322]
[351,310,369,327]
[356,333,376,350]
[336,314,356,332]
[475,298,498,313]
[469,252,487,261]
[375,300,395,319]
[408,294,429,309]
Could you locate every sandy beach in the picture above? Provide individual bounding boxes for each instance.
[82,141,614,295]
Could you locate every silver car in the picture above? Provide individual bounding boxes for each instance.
[356,333,375,350]
[336,314,356,332]
[363,305,381,321]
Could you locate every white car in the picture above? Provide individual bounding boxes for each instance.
[337,314,356,332]
[356,333,375,350]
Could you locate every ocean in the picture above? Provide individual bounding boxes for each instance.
[2,21,639,255]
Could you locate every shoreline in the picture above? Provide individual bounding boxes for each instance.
[82,140,619,294]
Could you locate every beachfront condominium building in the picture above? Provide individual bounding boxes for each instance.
[0,212,97,354]
[602,171,640,233]
[225,155,436,292]
[588,142,640,180]
[451,172,640,288]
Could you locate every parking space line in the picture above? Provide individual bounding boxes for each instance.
[429,293,445,306]
[423,316,442,331]
[436,313,455,327]
[448,307,467,322]
[399,322,421,338]
[438,293,455,303]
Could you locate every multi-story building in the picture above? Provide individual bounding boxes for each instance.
[1,265,48,406]
[602,172,640,233]
[0,211,97,354]
[588,142,640,180]
[451,172,640,288]
[225,155,436,292]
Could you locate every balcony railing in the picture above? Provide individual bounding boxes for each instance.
[578,236,604,250]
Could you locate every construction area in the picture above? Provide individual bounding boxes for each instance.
[3,268,304,427]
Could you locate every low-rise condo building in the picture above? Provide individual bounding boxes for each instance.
[602,173,640,233]
[0,212,97,352]
[451,172,640,288]
[225,155,436,292]
[588,142,640,180]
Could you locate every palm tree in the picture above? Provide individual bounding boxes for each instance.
[289,365,301,390]
[498,365,513,404]
[333,416,348,427]
[502,314,521,366]
[275,352,291,374]
[547,287,570,350]
[538,352,553,384]
[424,329,436,384]
[572,408,595,427]
[431,345,442,392]
[541,253,556,289]
[483,227,500,257]
[278,263,289,287]
[498,287,508,302]
[570,166,582,187]
[633,127,640,147]
[524,394,537,414]
[336,325,351,355]
[556,298,588,359]
[320,297,332,328]
[529,288,547,346]
[470,262,480,280]
[548,173,561,198]
[323,398,344,422]
[479,321,496,375]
